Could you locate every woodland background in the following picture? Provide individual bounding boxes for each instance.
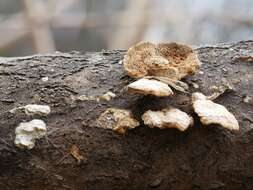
[0,0,253,56]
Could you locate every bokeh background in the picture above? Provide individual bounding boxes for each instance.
[0,0,253,56]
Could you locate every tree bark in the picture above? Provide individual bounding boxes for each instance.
[0,41,253,190]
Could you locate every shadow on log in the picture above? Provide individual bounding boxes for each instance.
[0,40,253,190]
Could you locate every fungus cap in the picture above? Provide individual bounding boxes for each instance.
[192,92,239,131]
[127,78,173,97]
[142,108,193,131]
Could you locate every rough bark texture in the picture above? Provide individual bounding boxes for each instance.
[0,40,253,190]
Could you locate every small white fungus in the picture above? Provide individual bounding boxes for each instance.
[24,104,51,116]
[14,119,47,150]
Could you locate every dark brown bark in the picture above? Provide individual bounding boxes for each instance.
[0,41,253,190]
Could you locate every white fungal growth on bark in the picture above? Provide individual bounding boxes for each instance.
[127,78,173,97]
[14,119,47,150]
[41,76,49,82]
[76,95,96,101]
[24,104,51,116]
[98,91,116,101]
[192,92,239,131]
[96,108,140,134]
[142,108,193,131]
[75,91,116,102]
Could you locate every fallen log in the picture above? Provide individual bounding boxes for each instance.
[0,40,253,190]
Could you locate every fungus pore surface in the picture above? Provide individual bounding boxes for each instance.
[123,41,201,80]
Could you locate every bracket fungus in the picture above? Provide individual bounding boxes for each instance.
[24,104,51,116]
[192,92,239,131]
[123,41,201,80]
[127,78,173,97]
[96,108,140,134]
[142,108,193,131]
[9,104,51,116]
[14,119,47,150]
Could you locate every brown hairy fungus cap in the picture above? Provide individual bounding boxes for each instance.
[127,78,173,97]
[192,92,239,131]
[123,41,201,80]
[142,108,193,131]
[96,108,140,134]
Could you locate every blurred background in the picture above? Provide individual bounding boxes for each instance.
[0,0,253,56]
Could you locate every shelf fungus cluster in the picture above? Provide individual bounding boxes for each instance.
[97,107,193,134]
[127,78,173,97]
[124,41,201,95]
[96,41,239,134]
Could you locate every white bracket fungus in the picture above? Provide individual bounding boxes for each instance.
[96,108,140,134]
[98,91,116,101]
[14,119,47,150]
[127,78,173,97]
[24,104,51,116]
[10,104,51,116]
[142,108,193,131]
[192,92,239,131]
